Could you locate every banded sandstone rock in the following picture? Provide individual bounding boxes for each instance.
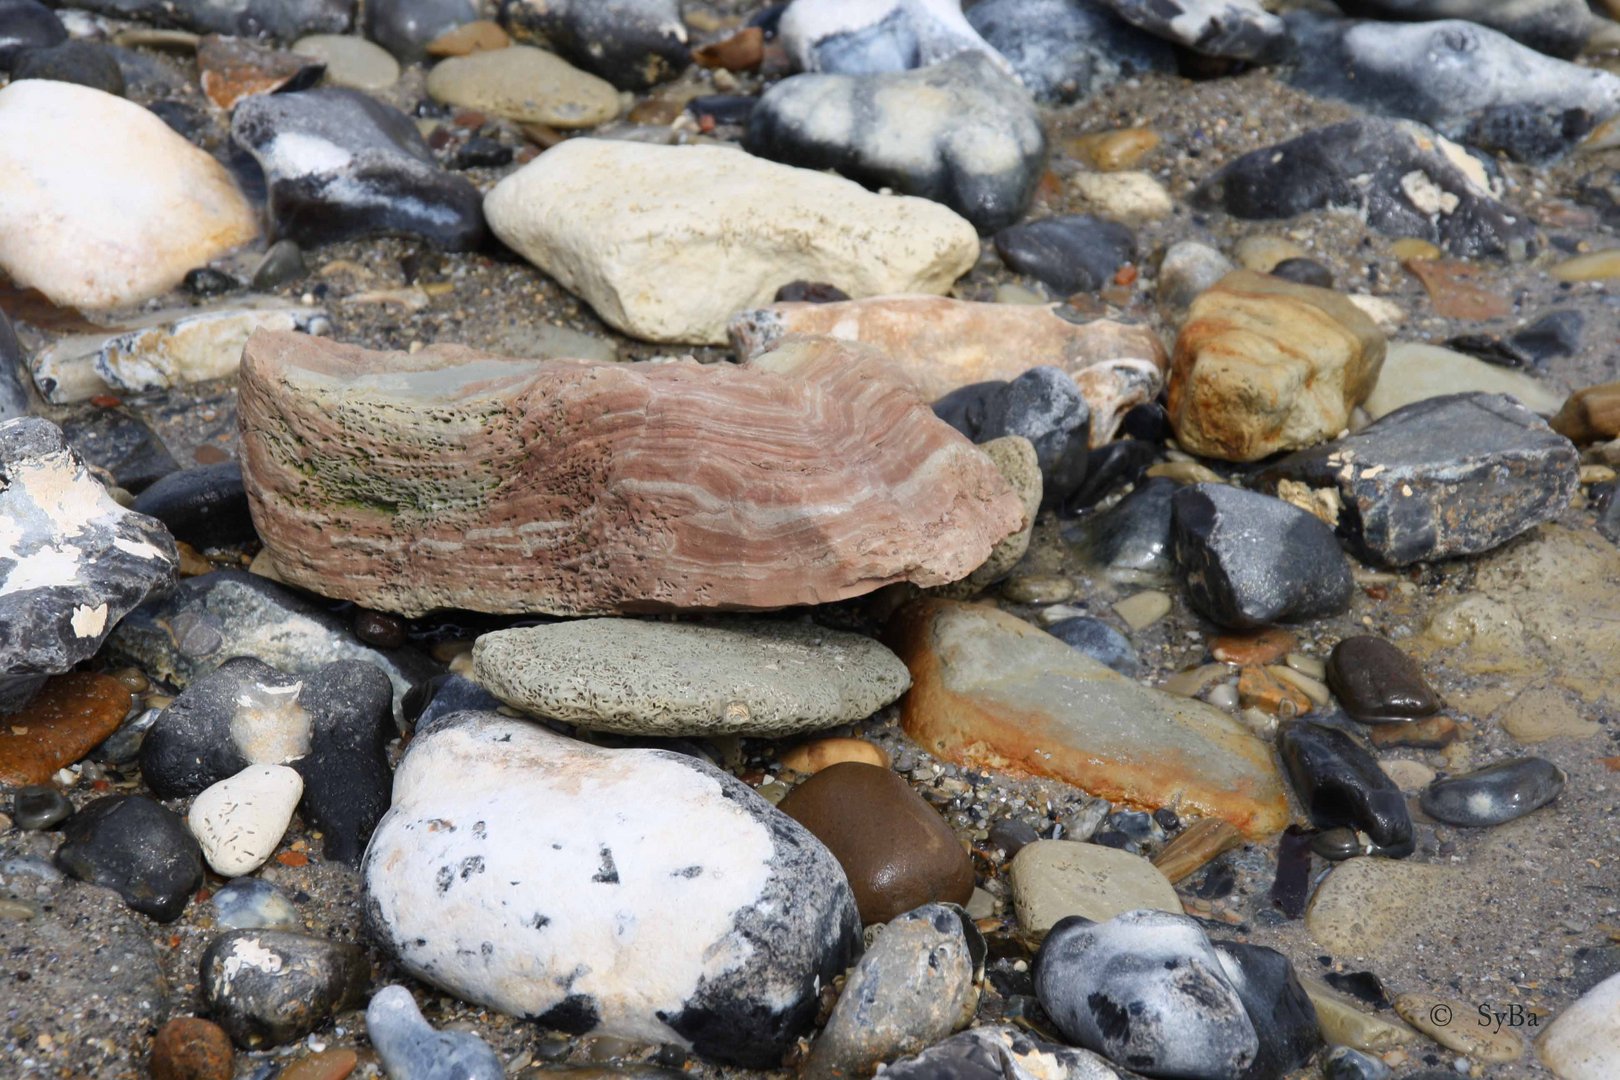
[238,332,1026,617]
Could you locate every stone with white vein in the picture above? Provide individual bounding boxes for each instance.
[188,764,304,876]
[778,0,1010,76]
[362,710,862,1067]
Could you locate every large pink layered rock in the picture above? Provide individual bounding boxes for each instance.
[238,331,1027,617]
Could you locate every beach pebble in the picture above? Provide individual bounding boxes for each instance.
[1009,840,1180,936]
[1419,757,1566,827]
[291,34,399,89]
[966,0,1172,103]
[994,215,1136,295]
[1099,0,1284,60]
[777,0,1003,75]
[1279,720,1413,856]
[200,930,369,1049]
[54,795,204,923]
[211,878,301,931]
[501,0,687,90]
[1538,970,1620,1078]
[1046,617,1141,677]
[187,765,304,876]
[1326,636,1441,724]
[427,46,619,128]
[363,0,476,62]
[366,985,503,1080]
[150,1017,234,1080]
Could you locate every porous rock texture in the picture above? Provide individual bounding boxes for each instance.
[237,331,1025,617]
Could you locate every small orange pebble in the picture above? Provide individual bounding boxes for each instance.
[275,851,309,868]
[1599,756,1620,771]
[1210,628,1296,666]
[1237,666,1310,718]
[779,736,890,776]
[1113,264,1138,286]
[279,1048,360,1080]
[90,394,123,408]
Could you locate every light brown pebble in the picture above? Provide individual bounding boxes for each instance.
[1237,666,1310,718]
[779,737,890,776]
[425,19,509,56]
[1151,818,1243,883]
[150,1017,234,1080]
[1390,237,1442,261]
[1551,249,1620,282]
[0,673,132,786]
[1553,382,1620,446]
[1210,628,1296,666]
[1395,994,1524,1062]
[1113,590,1170,630]
[176,540,214,577]
[692,25,764,71]
[109,667,150,694]
[1233,234,1307,272]
[278,1048,358,1080]
[1267,664,1331,708]
[1001,574,1075,604]
[1067,127,1159,171]
[1162,663,1230,698]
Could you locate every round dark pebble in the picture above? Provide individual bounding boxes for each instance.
[183,268,240,297]
[0,0,66,71]
[1119,401,1171,443]
[11,784,72,830]
[988,817,1040,859]
[453,135,513,169]
[1325,635,1440,723]
[774,280,850,304]
[354,608,409,648]
[1309,826,1363,861]
[252,240,307,290]
[53,794,204,923]
[12,40,125,95]
[1152,807,1180,832]
[1268,256,1333,289]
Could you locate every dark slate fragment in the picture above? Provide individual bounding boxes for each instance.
[132,462,255,548]
[975,367,1090,508]
[1326,636,1440,723]
[1065,473,1176,579]
[1171,483,1353,629]
[0,0,64,71]
[965,0,1174,104]
[200,929,369,1048]
[1419,757,1566,827]
[1260,393,1580,567]
[11,40,125,94]
[1191,118,1539,260]
[230,87,486,250]
[1046,616,1141,677]
[1270,256,1333,289]
[1214,940,1323,1080]
[54,795,204,922]
[363,0,476,62]
[745,52,1046,234]
[0,308,31,421]
[501,0,688,91]
[1447,309,1583,369]
[1270,823,1313,917]
[1061,438,1158,513]
[294,659,395,865]
[988,818,1041,859]
[994,214,1135,294]
[685,93,754,126]
[773,280,849,304]
[58,404,184,494]
[1278,720,1413,857]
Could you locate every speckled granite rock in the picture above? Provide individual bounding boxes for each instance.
[362,710,861,1067]
[238,331,1023,617]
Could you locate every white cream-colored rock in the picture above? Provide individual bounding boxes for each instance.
[187,764,304,876]
[483,139,980,345]
[1070,171,1173,223]
[1364,342,1564,419]
[0,81,258,311]
[1539,971,1620,1079]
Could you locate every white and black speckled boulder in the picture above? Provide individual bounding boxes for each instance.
[1098,0,1285,61]
[361,710,862,1068]
[0,417,177,711]
[777,0,1007,76]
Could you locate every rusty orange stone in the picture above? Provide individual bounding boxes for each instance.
[1069,127,1160,171]
[150,1017,233,1080]
[279,1049,359,1080]
[0,673,131,786]
[1367,715,1458,749]
[1237,666,1311,718]
[1211,628,1297,666]
[692,26,764,71]
[1402,258,1511,320]
[426,19,510,56]
[197,35,323,110]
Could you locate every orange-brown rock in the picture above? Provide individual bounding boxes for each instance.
[198,36,324,109]
[238,331,1026,618]
[779,736,890,776]
[887,599,1289,839]
[1367,715,1459,749]
[1551,382,1620,446]
[693,26,764,70]
[1152,818,1244,883]
[728,296,1167,441]
[426,20,510,56]
[150,1017,234,1080]
[277,1048,358,1080]
[1402,257,1511,320]
[1237,665,1311,718]
[0,672,130,786]
[1210,628,1296,666]
[1168,270,1385,462]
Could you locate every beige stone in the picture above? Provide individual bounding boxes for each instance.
[484,140,979,345]
[1305,857,1457,957]
[1498,686,1600,743]
[0,81,257,310]
[1539,971,1620,1080]
[1396,994,1523,1063]
[929,436,1039,598]
[1167,270,1386,462]
[1008,840,1180,937]
[1113,590,1171,630]
[1070,171,1172,223]
[426,46,620,128]
[1233,235,1308,272]
[1365,343,1563,419]
[1298,976,1422,1052]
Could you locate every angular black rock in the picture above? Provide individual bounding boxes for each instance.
[0,308,30,421]
[10,785,71,830]
[296,660,395,864]
[1035,910,1258,1076]
[11,39,125,94]
[880,1025,1120,1080]
[1283,13,1620,163]
[1270,824,1314,918]
[0,0,64,71]
[994,214,1135,294]
[131,462,255,548]
[1278,721,1413,857]
[231,87,486,250]
[1260,393,1580,567]
[1066,473,1177,580]
[1324,1045,1393,1080]
[54,795,204,923]
[1213,941,1323,1080]
[0,418,178,712]
[1333,0,1591,59]
[1047,616,1141,677]
[46,0,354,40]
[1062,438,1159,513]
[1420,757,1566,827]
[745,52,1045,233]
[184,267,241,297]
[965,0,1174,104]
[1171,483,1353,629]
[200,929,369,1048]
[1326,636,1440,723]
[988,818,1041,859]
[976,367,1090,508]
[1099,0,1286,61]
[502,0,688,90]
[363,0,476,61]
[1120,401,1170,443]
[1447,309,1584,369]
[1191,118,1539,260]
[58,407,179,494]
[1269,256,1333,289]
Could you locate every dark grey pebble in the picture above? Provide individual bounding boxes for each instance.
[502,0,688,91]
[54,795,203,923]
[12,40,125,95]
[988,818,1041,859]
[1326,635,1440,723]
[1120,401,1170,443]
[1061,439,1159,513]
[59,405,180,494]
[1214,940,1323,1080]
[977,367,1090,508]
[200,929,369,1048]
[1278,721,1413,857]
[1333,0,1590,59]
[1065,473,1176,580]
[1324,1045,1392,1080]
[966,0,1174,104]
[131,461,255,548]
[1100,0,1286,61]
[1420,757,1566,827]
[10,785,71,830]
[994,214,1135,294]
[184,267,240,297]
[1270,256,1333,289]
[1309,827,1363,861]
[0,0,63,70]
[774,280,849,304]
[1447,309,1583,370]
[54,0,354,40]
[1047,616,1141,677]
[362,0,476,61]
[252,239,308,290]
[0,307,27,421]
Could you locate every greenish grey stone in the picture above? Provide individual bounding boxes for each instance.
[1008,839,1179,937]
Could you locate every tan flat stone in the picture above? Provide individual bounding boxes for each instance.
[1305,857,1457,957]
[1299,975,1422,1052]
[1009,839,1180,936]
[1396,993,1524,1062]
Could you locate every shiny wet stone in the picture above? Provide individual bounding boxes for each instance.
[1278,720,1413,857]
[1419,756,1565,827]
[10,784,71,830]
[1326,635,1440,723]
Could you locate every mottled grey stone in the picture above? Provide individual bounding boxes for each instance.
[1099,0,1285,60]
[1420,757,1566,826]
[501,0,687,91]
[1333,0,1591,59]
[367,985,504,1080]
[777,0,1005,76]
[965,0,1173,104]
[200,929,369,1048]
[363,0,475,62]
[50,0,353,40]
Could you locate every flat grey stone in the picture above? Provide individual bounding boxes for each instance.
[1009,839,1179,936]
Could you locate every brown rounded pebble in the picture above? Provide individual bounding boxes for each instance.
[1367,715,1458,749]
[109,666,150,694]
[279,1048,359,1080]
[151,1017,234,1080]
[779,736,890,776]
[776,761,974,924]
[0,672,132,786]
[1326,635,1440,723]
[425,19,509,57]
[1151,817,1243,883]
[353,608,408,649]
[1068,127,1159,171]
[1210,627,1296,666]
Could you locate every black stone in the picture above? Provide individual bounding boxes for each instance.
[353,608,408,648]
[1420,757,1566,827]
[1060,439,1158,513]
[1120,401,1170,443]
[1278,721,1413,857]
[994,214,1135,295]
[1171,483,1353,629]
[1323,970,1391,1010]
[501,0,688,91]
[1100,0,1286,61]
[231,87,486,250]
[1326,635,1440,723]
[0,307,26,421]
[10,785,71,830]
[932,380,1001,441]
[184,267,241,297]
[57,406,180,494]
[1260,393,1580,567]
[1450,309,1585,369]
[453,135,513,169]
[54,795,203,923]
[1191,118,1538,260]
[1046,616,1141,677]
[1309,827,1363,861]
[1269,256,1332,289]
[0,0,64,71]
[1269,824,1313,918]
[363,0,476,61]
[966,0,1174,104]
[1213,941,1323,1080]
[1066,474,1176,579]
[132,462,255,548]
[686,94,755,126]
[403,672,504,729]
[976,367,1090,508]
[988,818,1040,859]
[200,929,369,1048]
[746,52,1045,234]
[11,40,125,94]
[1324,1045,1393,1080]
[773,280,850,304]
